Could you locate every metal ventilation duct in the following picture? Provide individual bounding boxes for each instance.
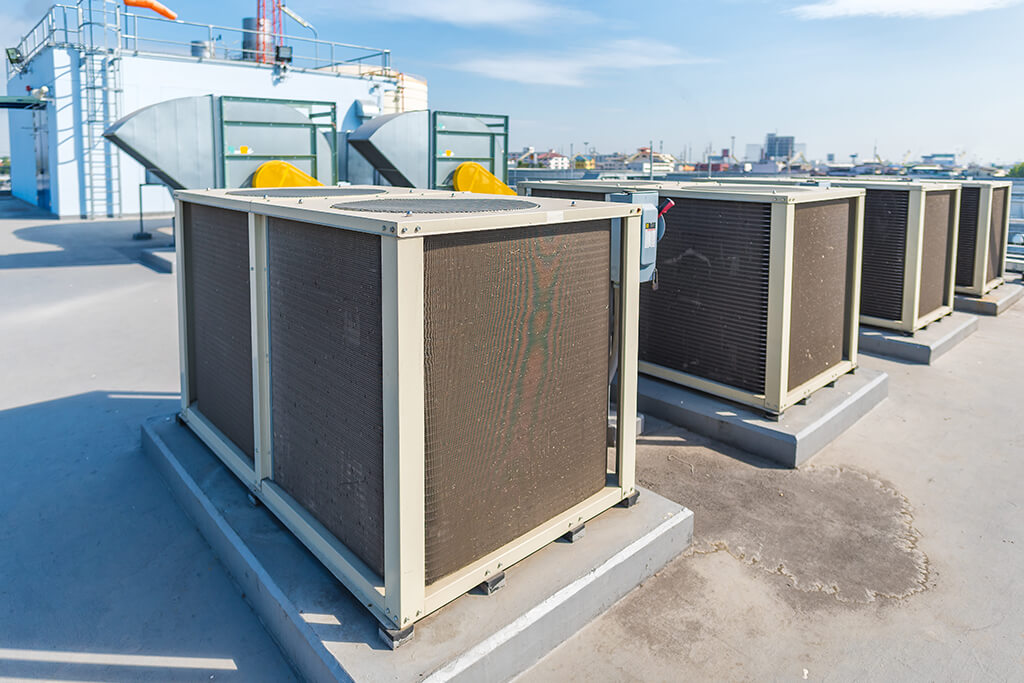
[346,110,430,188]
[104,95,336,189]
[104,95,217,190]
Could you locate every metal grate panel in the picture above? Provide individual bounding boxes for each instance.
[333,198,539,214]
[788,199,854,391]
[183,203,254,460]
[955,187,980,287]
[859,189,909,321]
[989,187,1009,282]
[422,220,611,585]
[267,218,385,577]
[639,199,771,394]
[918,190,954,318]
[228,188,385,197]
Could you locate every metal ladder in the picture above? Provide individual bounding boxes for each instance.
[78,0,122,218]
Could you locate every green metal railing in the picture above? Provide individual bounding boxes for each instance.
[218,96,337,186]
[430,111,509,189]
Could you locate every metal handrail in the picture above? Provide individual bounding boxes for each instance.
[14,1,391,74]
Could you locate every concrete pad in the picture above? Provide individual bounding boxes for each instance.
[954,281,1024,316]
[859,312,978,364]
[141,415,693,683]
[139,247,175,274]
[635,369,888,468]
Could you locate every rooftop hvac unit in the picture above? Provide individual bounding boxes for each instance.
[681,177,963,334]
[173,186,644,636]
[812,179,960,333]
[523,181,866,416]
[953,180,1011,296]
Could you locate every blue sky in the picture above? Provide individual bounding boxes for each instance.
[3,0,1024,163]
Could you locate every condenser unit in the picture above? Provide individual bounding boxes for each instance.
[817,179,961,333]
[953,180,1011,296]
[526,180,866,416]
[173,186,644,637]
[681,177,963,334]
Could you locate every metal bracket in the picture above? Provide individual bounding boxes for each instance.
[378,623,415,650]
[617,490,640,508]
[561,524,586,543]
[474,571,506,596]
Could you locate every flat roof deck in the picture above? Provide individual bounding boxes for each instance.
[0,195,1021,681]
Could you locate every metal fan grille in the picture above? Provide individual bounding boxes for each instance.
[332,198,539,213]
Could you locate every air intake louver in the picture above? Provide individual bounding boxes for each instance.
[859,189,908,321]
[175,188,641,631]
[788,199,854,391]
[639,199,771,393]
[989,186,1009,285]
[918,190,955,318]
[267,217,386,577]
[422,221,610,584]
[955,187,980,288]
[182,203,254,460]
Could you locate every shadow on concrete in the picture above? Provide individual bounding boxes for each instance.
[0,197,174,271]
[638,415,789,470]
[0,390,298,682]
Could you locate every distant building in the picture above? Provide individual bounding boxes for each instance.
[745,144,763,162]
[921,153,957,168]
[572,154,595,170]
[535,150,570,170]
[764,133,796,161]
[594,153,627,170]
[625,147,676,175]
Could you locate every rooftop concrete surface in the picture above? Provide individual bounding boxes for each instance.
[2,195,1022,682]
[0,198,298,681]
[523,282,1024,679]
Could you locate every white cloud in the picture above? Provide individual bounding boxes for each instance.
[455,39,714,87]
[317,0,594,28]
[791,0,1022,19]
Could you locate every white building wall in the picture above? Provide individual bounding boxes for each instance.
[8,48,397,216]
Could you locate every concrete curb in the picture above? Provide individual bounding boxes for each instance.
[142,415,693,682]
[637,369,888,468]
[954,282,1024,316]
[859,312,978,364]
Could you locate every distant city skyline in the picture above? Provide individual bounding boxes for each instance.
[3,0,1024,163]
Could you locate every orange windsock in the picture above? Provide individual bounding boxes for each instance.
[124,0,178,21]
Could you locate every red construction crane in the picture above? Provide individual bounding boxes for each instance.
[256,0,283,63]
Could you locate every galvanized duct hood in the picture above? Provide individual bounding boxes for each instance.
[105,95,335,189]
[347,110,429,188]
[104,95,217,190]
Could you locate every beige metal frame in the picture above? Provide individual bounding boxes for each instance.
[954,180,1012,297]
[520,181,866,415]
[173,188,642,631]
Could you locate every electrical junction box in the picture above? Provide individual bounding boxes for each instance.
[609,191,661,283]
